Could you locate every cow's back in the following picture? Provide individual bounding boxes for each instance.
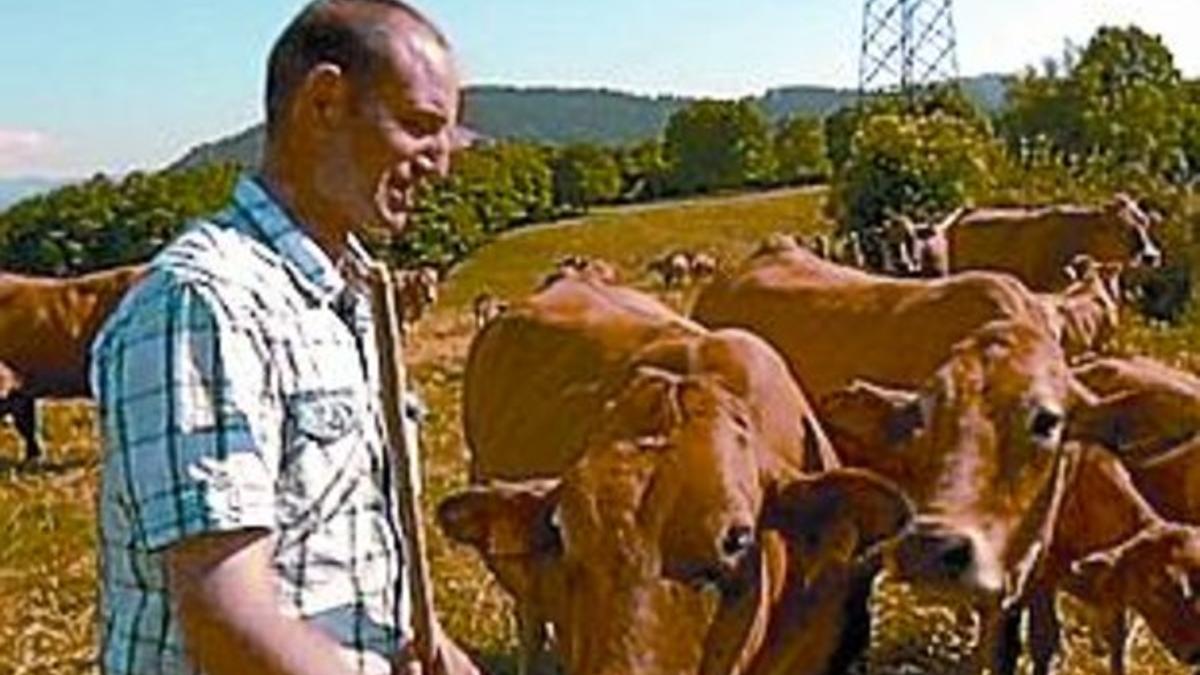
[947,206,1129,291]
[0,265,144,394]
[464,278,701,480]
[692,247,1045,398]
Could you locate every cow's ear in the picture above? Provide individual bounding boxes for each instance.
[437,479,562,557]
[820,380,923,450]
[1067,388,1176,454]
[764,467,913,558]
[1109,192,1138,213]
[1067,526,1161,599]
[1069,547,1122,597]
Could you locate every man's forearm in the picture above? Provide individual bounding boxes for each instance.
[168,530,365,675]
[176,587,363,675]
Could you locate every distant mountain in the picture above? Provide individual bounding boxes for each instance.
[0,176,71,211]
[171,76,1011,171]
[170,124,263,175]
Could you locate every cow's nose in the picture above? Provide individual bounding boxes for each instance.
[934,535,974,575]
[1140,250,1163,267]
[903,529,975,578]
[721,524,755,559]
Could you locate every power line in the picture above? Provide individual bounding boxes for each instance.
[859,0,959,95]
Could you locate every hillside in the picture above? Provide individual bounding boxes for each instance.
[170,76,1011,171]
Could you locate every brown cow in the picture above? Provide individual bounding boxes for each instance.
[438,276,913,675]
[648,251,692,289]
[878,216,919,276]
[835,230,867,269]
[1071,355,1200,462]
[982,358,1200,675]
[691,243,1052,398]
[539,255,620,289]
[688,252,718,281]
[0,264,145,461]
[1006,445,1200,675]
[395,265,439,339]
[802,234,832,260]
[944,194,1162,291]
[814,319,1136,673]
[876,210,957,279]
[1037,257,1122,362]
[694,245,1139,670]
[471,292,508,330]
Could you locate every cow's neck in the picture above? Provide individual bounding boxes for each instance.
[1054,448,1160,564]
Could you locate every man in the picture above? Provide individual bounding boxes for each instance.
[89,2,476,673]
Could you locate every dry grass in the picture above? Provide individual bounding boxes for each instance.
[0,185,1191,674]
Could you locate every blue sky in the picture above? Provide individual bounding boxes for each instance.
[1,0,1198,179]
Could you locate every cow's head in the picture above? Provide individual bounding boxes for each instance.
[880,216,919,276]
[440,335,912,675]
[1094,193,1162,268]
[820,320,1104,605]
[415,266,440,304]
[1072,523,1200,665]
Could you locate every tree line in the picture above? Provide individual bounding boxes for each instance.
[0,25,1195,314]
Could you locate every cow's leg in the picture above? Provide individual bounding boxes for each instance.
[12,394,39,463]
[1027,589,1060,675]
[1096,608,1129,675]
[824,561,878,675]
[977,603,1022,675]
[516,598,556,675]
[994,609,1023,675]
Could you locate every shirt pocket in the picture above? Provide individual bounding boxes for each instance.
[277,387,370,536]
[289,388,361,444]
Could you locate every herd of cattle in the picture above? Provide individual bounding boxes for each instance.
[0,194,1191,675]
[441,194,1200,675]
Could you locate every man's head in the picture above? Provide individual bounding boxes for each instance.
[263,0,461,241]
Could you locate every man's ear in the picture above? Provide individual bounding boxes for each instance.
[764,467,913,561]
[295,63,352,130]
[437,479,561,558]
[820,380,923,451]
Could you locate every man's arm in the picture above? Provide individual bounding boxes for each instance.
[166,529,361,675]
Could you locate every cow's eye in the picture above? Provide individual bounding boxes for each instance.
[1029,408,1063,443]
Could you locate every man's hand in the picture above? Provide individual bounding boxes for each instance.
[166,529,361,675]
[392,620,481,675]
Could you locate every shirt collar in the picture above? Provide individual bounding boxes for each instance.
[225,175,376,308]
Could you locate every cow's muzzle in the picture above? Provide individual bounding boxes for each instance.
[892,522,976,583]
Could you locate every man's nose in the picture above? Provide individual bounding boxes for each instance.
[413,143,450,179]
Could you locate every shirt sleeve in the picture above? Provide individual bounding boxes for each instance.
[92,276,282,552]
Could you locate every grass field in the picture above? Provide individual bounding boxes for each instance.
[0,185,1191,674]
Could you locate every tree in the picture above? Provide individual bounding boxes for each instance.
[825,85,990,172]
[773,115,830,184]
[1074,26,1188,176]
[551,144,622,212]
[614,139,669,202]
[0,164,238,275]
[1000,25,1192,181]
[831,112,1002,236]
[663,99,774,194]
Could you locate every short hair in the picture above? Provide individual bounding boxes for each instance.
[264,0,448,133]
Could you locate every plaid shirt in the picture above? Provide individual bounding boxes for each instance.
[91,176,419,675]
